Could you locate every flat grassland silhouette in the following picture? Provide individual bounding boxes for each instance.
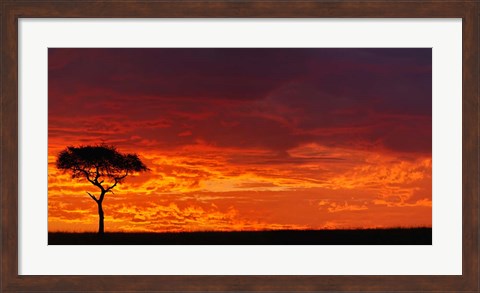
[49,227,431,245]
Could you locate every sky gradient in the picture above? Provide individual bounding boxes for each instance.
[48,48,432,232]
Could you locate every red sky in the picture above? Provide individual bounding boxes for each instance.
[48,48,432,232]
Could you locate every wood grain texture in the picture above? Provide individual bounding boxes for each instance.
[1,1,478,292]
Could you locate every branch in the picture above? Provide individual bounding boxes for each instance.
[75,167,96,185]
[105,171,128,193]
[94,165,101,183]
[105,179,120,193]
[86,192,98,203]
[74,167,105,192]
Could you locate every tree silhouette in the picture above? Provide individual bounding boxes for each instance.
[56,144,148,234]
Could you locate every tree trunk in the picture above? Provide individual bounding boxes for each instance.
[97,201,104,234]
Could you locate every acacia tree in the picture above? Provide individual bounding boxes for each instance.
[56,144,148,234]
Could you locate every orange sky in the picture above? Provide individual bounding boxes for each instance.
[48,48,432,232]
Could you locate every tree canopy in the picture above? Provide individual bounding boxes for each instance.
[56,144,148,193]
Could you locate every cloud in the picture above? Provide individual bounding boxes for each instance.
[318,200,369,213]
[48,48,432,232]
[49,48,431,155]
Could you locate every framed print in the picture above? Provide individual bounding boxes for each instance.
[1,1,478,292]
[46,47,433,246]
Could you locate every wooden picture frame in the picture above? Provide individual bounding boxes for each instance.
[1,1,478,292]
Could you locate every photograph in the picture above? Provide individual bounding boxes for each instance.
[47,48,432,245]
[3,1,476,291]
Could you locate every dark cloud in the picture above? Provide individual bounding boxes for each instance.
[49,48,431,155]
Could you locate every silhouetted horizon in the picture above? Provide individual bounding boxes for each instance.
[49,227,432,245]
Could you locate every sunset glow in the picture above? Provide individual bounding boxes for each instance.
[48,48,432,232]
